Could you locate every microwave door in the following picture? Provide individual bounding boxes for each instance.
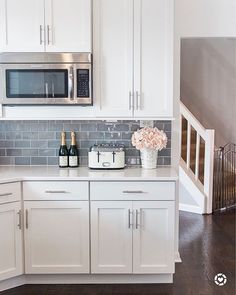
[2,64,46,104]
[1,64,71,105]
[44,66,70,104]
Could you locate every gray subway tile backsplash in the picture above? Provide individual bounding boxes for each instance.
[0,120,171,166]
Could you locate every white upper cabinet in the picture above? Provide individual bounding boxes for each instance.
[93,0,133,117]
[0,0,45,52]
[133,0,174,118]
[94,0,174,118]
[0,0,91,53]
[45,0,91,52]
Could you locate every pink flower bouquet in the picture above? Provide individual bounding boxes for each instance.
[131,127,167,151]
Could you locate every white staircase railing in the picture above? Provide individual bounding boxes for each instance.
[180,101,215,214]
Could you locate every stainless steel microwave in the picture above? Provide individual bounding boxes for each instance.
[0,53,92,105]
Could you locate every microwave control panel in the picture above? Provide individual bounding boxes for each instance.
[77,69,90,98]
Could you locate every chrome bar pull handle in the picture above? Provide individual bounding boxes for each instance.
[0,193,13,197]
[69,66,74,100]
[40,25,43,45]
[135,209,140,229]
[47,25,50,45]
[128,209,133,229]
[17,210,22,230]
[45,190,69,194]
[25,210,29,229]
[129,91,134,110]
[135,91,141,110]
[123,190,145,194]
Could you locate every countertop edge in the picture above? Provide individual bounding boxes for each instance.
[0,176,178,184]
[0,166,179,184]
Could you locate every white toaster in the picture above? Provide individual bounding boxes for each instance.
[88,144,125,169]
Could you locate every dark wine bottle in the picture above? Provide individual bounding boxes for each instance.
[59,131,68,168]
[69,131,79,168]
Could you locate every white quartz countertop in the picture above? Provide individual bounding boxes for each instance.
[0,166,178,184]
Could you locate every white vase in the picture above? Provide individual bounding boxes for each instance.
[140,149,158,169]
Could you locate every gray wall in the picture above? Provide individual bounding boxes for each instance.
[181,38,236,146]
[0,120,171,166]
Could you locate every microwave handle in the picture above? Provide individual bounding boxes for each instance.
[68,66,74,100]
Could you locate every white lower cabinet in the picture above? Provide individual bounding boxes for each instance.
[91,201,133,273]
[0,180,176,284]
[0,202,23,281]
[91,199,175,274]
[133,201,175,274]
[24,201,89,274]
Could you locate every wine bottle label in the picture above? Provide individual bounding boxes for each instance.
[59,156,68,167]
[69,156,78,167]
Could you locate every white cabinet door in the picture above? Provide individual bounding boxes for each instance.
[91,201,133,273]
[0,202,23,281]
[24,201,89,274]
[133,201,175,274]
[45,0,91,52]
[93,0,133,117]
[133,0,174,118]
[0,0,45,52]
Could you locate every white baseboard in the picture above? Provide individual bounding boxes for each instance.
[0,275,26,292]
[179,203,203,214]
[0,274,173,291]
[25,274,173,284]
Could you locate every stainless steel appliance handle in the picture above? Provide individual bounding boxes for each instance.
[25,210,29,229]
[45,190,69,194]
[52,83,55,98]
[45,82,49,98]
[17,210,22,230]
[69,66,74,100]
[123,190,145,194]
[0,193,13,197]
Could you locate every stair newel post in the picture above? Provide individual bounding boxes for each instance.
[204,130,215,214]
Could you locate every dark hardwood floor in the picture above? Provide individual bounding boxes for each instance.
[1,209,235,295]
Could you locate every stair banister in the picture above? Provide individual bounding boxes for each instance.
[180,101,215,214]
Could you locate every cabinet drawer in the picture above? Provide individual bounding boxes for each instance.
[0,182,21,204]
[90,182,175,201]
[23,181,89,201]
